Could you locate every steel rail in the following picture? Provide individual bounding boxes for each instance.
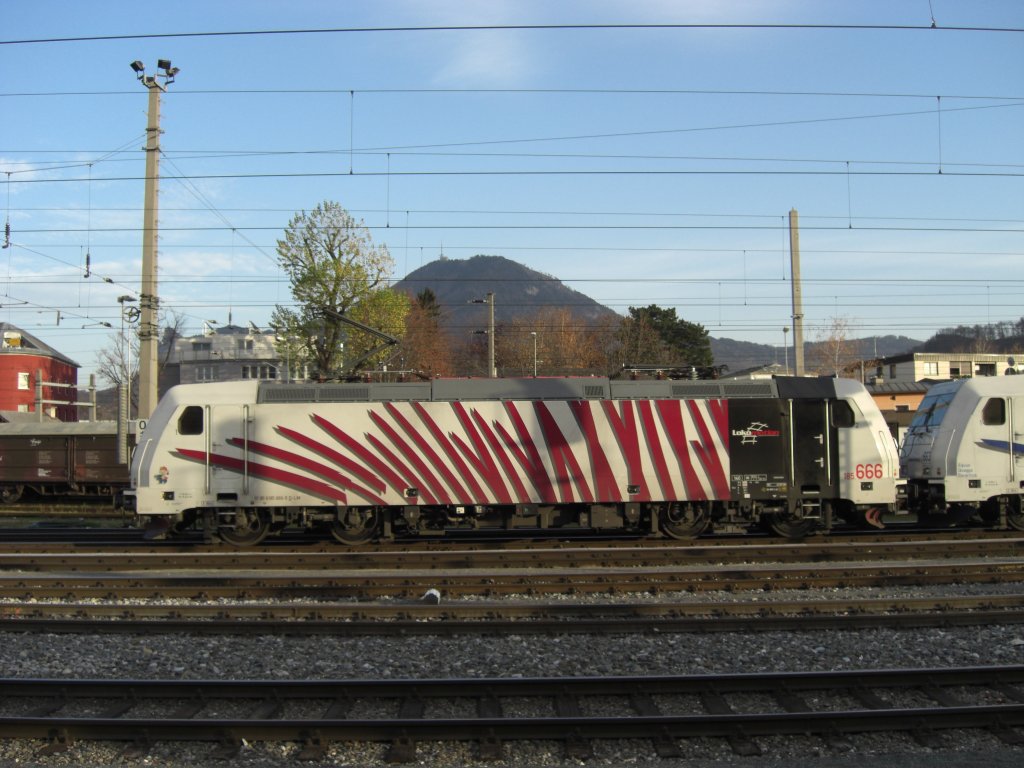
[0,534,1022,570]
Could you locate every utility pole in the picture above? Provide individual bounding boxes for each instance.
[131,59,179,419]
[789,209,805,376]
[471,292,496,377]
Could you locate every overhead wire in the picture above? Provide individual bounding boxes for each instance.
[2,20,1023,47]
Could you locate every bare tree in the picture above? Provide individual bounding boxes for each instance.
[96,309,187,417]
[810,315,857,376]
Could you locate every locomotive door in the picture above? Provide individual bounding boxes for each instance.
[788,399,837,497]
[978,393,1023,487]
[208,404,250,500]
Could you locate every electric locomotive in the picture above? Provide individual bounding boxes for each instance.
[124,375,900,545]
[900,375,1024,530]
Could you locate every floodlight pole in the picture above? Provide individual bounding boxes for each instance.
[132,59,178,420]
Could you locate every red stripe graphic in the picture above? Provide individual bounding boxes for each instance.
[313,414,422,503]
[708,398,729,445]
[227,436,387,505]
[275,424,386,493]
[175,448,348,502]
[496,403,557,503]
[637,400,676,499]
[569,400,617,501]
[370,409,451,504]
[535,401,593,503]
[655,400,707,500]
[365,432,438,505]
[686,400,730,499]
[449,402,513,503]
[394,402,473,502]
[602,400,650,501]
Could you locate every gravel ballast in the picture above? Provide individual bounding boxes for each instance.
[0,586,1022,767]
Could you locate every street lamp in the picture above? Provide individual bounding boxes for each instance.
[470,292,495,378]
[530,331,538,378]
[118,296,138,419]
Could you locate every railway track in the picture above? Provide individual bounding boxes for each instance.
[0,557,1022,599]
[1,666,1022,761]
[3,593,1024,635]
[1,532,1022,568]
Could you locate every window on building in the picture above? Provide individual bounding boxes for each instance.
[17,372,29,390]
[977,363,996,377]
[889,364,897,379]
[237,338,254,352]
[192,341,212,353]
[242,364,277,380]
[196,366,215,382]
[982,398,1006,426]
[922,361,939,376]
[16,404,28,413]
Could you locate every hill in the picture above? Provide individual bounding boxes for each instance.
[712,334,922,375]
[394,255,922,371]
[393,255,619,334]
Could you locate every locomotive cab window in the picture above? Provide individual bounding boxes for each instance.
[178,406,204,435]
[982,397,1006,426]
[831,400,855,428]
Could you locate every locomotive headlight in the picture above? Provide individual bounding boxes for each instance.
[861,482,873,491]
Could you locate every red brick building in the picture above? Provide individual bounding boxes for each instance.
[0,323,80,422]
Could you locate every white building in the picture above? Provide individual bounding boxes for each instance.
[161,323,296,388]
[875,352,1023,384]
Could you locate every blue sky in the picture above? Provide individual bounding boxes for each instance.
[2,0,1022,381]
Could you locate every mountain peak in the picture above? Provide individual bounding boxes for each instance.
[394,256,619,330]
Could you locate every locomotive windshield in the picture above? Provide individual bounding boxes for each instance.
[908,390,956,429]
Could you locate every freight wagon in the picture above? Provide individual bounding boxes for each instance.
[0,422,131,504]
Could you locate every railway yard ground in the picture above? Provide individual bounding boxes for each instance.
[0,512,1022,767]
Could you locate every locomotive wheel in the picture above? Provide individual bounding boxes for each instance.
[660,503,709,539]
[330,508,380,545]
[765,512,817,539]
[0,485,24,504]
[218,509,271,546]
[170,510,199,536]
[1007,497,1024,531]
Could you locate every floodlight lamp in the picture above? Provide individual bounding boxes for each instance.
[117,295,136,303]
[157,59,172,72]
[166,66,180,77]
[130,60,145,73]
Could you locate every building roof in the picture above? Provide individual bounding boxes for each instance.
[0,410,60,424]
[866,381,930,395]
[0,322,80,368]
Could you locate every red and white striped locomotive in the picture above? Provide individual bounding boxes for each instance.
[125,375,901,545]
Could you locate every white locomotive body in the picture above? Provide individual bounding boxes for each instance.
[900,376,1024,529]
[125,375,901,544]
